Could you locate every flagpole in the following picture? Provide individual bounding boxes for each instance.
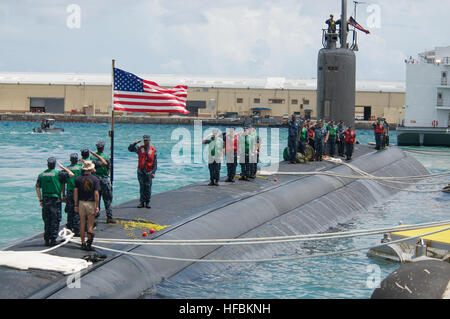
[110,59,115,187]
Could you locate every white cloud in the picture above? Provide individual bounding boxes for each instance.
[0,0,449,81]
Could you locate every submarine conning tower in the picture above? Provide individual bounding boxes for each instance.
[317,0,356,127]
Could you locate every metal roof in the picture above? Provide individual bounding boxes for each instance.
[0,71,405,93]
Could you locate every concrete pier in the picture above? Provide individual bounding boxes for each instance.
[0,112,398,130]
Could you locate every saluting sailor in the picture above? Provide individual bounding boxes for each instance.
[90,140,115,223]
[62,153,82,235]
[128,135,157,208]
[202,129,224,186]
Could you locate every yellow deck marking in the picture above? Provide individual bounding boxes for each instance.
[391,225,450,245]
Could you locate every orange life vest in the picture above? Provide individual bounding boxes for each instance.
[344,129,355,144]
[375,122,384,134]
[226,134,238,154]
[138,145,156,171]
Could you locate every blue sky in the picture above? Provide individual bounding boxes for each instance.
[0,0,448,80]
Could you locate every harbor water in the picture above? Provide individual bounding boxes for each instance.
[0,121,448,299]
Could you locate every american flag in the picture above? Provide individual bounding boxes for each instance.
[348,16,370,34]
[113,68,189,114]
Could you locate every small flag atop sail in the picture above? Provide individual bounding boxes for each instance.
[348,16,370,34]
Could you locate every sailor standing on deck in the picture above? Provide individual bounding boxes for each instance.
[35,157,74,246]
[382,118,390,148]
[74,161,100,251]
[225,127,238,183]
[249,127,260,179]
[238,128,251,181]
[203,129,224,186]
[287,115,300,163]
[128,135,157,208]
[314,120,325,161]
[298,121,308,156]
[373,118,384,150]
[90,140,115,223]
[324,120,338,157]
[337,121,346,157]
[62,153,82,235]
[343,125,356,161]
[307,121,315,151]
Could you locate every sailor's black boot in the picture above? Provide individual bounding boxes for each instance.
[86,233,95,251]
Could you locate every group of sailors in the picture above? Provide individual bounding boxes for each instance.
[288,115,357,163]
[35,141,114,250]
[36,116,387,249]
[35,136,160,250]
[202,126,260,185]
[373,117,390,150]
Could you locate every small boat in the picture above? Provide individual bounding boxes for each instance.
[33,119,64,133]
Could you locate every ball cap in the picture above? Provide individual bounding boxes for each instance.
[81,148,90,156]
[143,135,150,141]
[47,157,56,165]
[96,140,105,148]
[70,153,79,160]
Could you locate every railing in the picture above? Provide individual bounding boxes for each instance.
[436,99,450,108]
[321,29,356,50]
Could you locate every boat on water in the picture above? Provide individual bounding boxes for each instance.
[32,118,64,133]
[397,46,450,146]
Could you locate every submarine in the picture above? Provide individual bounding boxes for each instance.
[0,144,429,298]
[0,1,433,298]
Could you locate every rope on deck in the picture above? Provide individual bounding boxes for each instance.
[258,157,450,192]
[69,219,450,246]
[75,226,450,263]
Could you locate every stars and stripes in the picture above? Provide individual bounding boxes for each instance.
[113,68,189,114]
[348,16,370,34]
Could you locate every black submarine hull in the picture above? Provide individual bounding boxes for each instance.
[0,145,428,298]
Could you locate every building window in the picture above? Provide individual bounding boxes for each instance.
[291,99,298,104]
[442,71,448,86]
[253,98,260,104]
[302,98,310,105]
[269,98,284,104]
[437,92,443,106]
[236,98,243,103]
